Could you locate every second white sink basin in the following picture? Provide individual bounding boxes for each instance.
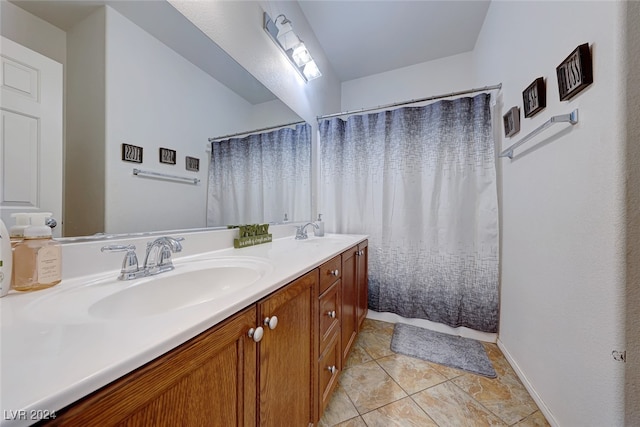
[25,256,273,324]
[297,235,356,248]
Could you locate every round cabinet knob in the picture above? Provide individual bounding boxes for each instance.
[248,326,264,342]
[331,269,340,276]
[264,316,278,330]
[357,250,364,256]
[327,365,337,374]
[326,310,336,318]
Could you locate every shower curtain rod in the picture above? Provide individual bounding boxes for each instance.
[208,120,306,142]
[317,83,502,120]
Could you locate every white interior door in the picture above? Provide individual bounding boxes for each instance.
[0,36,63,237]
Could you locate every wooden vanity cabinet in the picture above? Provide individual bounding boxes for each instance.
[47,306,258,427]
[45,241,368,427]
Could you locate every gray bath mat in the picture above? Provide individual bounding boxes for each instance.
[390,323,497,378]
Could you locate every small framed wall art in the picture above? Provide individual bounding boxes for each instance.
[159,147,176,165]
[503,106,520,138]
[522,77,546,118]
[556,43,593,101]
[122,143,143,163]
[185,156,200,172]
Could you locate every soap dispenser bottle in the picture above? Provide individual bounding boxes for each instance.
[315,214,325,237]
[9,213,31,290]
[9,213,30,246]
[13,213,62,291]
[0,219,12,297]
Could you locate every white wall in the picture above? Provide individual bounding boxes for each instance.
[341,52,476,111]
[65,7,106,236]
[473,2,626,426]
[0,1,66,65]
[248,99,303,130]
[623,2,640,425]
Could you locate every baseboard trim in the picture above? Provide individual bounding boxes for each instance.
[366,310,497,343]
[496,339,559,427]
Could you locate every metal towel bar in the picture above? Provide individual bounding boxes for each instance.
[499,109,579,159]
[133,168,200,184]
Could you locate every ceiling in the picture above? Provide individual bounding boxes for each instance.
[298,0,491,81]
[10,0,491,94]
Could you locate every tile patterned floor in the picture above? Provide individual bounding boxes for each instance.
[319,319,550,427]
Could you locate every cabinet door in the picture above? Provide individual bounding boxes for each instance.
[341,246,358,365]
[318,330,341,417]
[47,307,257,427]
[356,240,369,330]
[258,270,318,427]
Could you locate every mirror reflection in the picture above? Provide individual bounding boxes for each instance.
[208,122,311,227]
[1,0,310,238]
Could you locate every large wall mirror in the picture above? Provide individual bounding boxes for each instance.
[1,0,311,238]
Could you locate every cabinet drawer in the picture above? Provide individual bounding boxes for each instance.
[318,331,341,417]
[319,280,340,355]
[319,255,341,294]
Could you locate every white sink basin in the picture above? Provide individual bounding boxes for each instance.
[297,235,355,247]
[24,257,273,324]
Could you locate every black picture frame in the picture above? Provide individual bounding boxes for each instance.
[159,147,176,165]
[523,77,546,118]
[121,143,143,163]
[185,156,200,172]
[503,107,520,138]
[556,43,593,101]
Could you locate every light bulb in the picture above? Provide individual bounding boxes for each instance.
[303,60,321,80]
[291,42,312,67]
[275,16,299,50]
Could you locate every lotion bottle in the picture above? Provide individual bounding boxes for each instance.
[315,214,325,237]
[0,219,12,297]
[13,213,62,291]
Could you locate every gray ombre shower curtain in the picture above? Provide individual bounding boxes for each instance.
[319,94,499,332]
[207,123,311,226]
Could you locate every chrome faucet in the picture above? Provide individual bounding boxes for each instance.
[102,236,184,280]
[143,236,184,275]
[295,222,319,240]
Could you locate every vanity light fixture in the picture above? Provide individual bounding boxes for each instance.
[264,12,322,82]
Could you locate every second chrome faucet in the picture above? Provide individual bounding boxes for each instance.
[295,222,319,240]
[102,236,184,280]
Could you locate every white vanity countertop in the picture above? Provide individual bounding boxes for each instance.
[0,233,367,426]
